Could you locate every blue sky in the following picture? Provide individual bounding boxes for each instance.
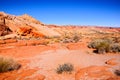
[0,0,120,27]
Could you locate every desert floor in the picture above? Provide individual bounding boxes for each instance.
[0,39,120,80]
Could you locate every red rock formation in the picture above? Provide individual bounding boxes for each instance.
[0,69,45,80]
[17,27,45,38]
[75,66,117,80]
[0,12,61,39]
[0,24,12,36]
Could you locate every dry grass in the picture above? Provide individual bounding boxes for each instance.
[44,31,81,44]
[56,63,74,74]
[88,38,120,54]
[60,31,81,43]
[0,56,21,73]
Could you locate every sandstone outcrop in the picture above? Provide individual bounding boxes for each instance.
[0,24,12,36]
[75,66,117,80]
[0,12,61,39]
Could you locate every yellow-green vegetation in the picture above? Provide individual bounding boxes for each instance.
[61,33,81,43]
[0,56,21,73]
[59,31,81,43]
[44,31,81,44]
[56,63,74,74]
[88,38,120,54]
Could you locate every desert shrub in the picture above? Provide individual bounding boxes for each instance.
[56,63,74,74]
[60,32,73,43]
[88,38,120,54]
[72,33,81,43]
[48,37,61,44]
[61,32,81,43]
[88,39,103,48]
[61,38,73,43]
[114,70,120,76]
[110,43,120,53]
[46,31,81,43]
[88,39,113,54]
[88,39,112,48]
[0,56,21,73]
[96,41,111,53]
[113,37,120,43]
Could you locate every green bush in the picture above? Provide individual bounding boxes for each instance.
[88,39,104,48]
[56,63,74,74]
[88,38,120,54]
[88,39,111,54]
[0,56,21,73]
[96,41,110,53]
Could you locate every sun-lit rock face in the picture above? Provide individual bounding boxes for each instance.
[0,12,61,39]
[18,14,43,25]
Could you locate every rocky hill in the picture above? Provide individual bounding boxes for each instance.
[0,12,61,39]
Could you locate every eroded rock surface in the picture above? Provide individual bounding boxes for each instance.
[75,66,120,80]
[0,12,61,39]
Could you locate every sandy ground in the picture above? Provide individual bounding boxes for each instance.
[0,41,120,80]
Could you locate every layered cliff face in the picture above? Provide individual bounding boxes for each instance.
[0,12,61,39]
